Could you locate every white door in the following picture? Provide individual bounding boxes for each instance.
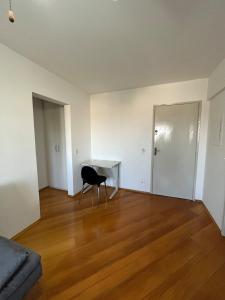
[44,102,67,190]
[152,103,199,200]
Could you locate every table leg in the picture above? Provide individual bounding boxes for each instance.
[109,165,119,200]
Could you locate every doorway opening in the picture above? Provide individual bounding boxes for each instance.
[32,93,74,196]
[152,101,201,200]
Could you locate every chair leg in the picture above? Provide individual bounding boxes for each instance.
[104,181,108,199]
[97,186,100,201]
[80,184,85,204]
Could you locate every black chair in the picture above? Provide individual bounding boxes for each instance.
[81,166,107,201]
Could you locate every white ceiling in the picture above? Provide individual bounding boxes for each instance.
[0,0,225,94]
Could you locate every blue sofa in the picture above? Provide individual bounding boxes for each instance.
[0,237,42,300]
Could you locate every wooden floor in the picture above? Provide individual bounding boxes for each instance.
[16,187,225,300]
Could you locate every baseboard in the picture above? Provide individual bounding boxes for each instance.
[12,219,41,240]
[68,186,151,199]
[119,187,152,195]
[68,190,81,199]
[39,186,49,192]
[197,200,221,232]
[48,187,68,192]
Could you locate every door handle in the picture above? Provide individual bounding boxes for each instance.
[54,145,60,152]
[154,147,160,156]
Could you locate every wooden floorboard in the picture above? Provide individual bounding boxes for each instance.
[15,187,225,300]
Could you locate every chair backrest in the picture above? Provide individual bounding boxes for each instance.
[81,166,98,185]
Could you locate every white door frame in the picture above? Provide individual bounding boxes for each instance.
[32,93,75,196]
[221,157,225,236]
[151,101,202,200]
[222,207,225,236]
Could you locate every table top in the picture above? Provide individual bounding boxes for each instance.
[81,159,121,169]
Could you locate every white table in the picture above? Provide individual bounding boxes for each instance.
[81,160,121,199]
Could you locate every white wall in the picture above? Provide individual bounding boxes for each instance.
[91,79,209,200]
[33,98,49,190]
[204,91,225,229]
[208,58,225,100]
[0,43,91,238]
[204,58,225,231]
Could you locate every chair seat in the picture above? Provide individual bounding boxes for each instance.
[96,175,107,186]
[83,175,106,186]
[81,166,108,201]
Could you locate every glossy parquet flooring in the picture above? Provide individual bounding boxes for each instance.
[16,188,225,300]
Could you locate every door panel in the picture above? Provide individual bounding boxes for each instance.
[44,102,67,190]
[153,103,199,200]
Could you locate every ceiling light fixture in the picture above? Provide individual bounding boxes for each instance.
[8,0,15,23]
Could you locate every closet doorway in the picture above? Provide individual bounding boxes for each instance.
[32,95,73,194]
